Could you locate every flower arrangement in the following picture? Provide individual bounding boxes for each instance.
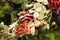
[0,0,60,40]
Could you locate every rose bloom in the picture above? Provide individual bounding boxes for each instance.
[18,11,34,23]
[48,0,60,11]
[18,11,26,16]
[14,24,30,37]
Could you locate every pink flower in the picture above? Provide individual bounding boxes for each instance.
[14,24,30,37]
[18,11,34,23]
[48,0,60,11]
[18,11,26,16]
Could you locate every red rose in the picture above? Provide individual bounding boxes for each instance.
[18,11,26,16]
[48,0,60,11]
[14,24,30,37]
[18,11,34,23]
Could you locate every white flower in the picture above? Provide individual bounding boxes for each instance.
[28,2,50,21]
[44,24,50,30]
[52,22,56,25]
[28,22,35,28]
[30,26,35,35]
[33,3,46,13]
[36,0,42,2]
[1,22,4,25]
[25,4,33,9]
[30,2,48,20]
[45,9,50,14]
[36,0,48,5]
[37,12,45,20]
[28,9,35,13]
[33,12,39,18]
[34,20,41,27]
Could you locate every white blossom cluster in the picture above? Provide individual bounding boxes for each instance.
[9,0,51,36]
[34,0,48,5]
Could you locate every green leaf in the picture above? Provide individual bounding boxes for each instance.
[56,14,60,25]
[10,10,18,23]
[11,0,32,4]
[3,3,13,11]
[21,3,26,10]
[11,0,23,4]
[0,10,4,17]
[45,33,55,40]
[7,36,18,40]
